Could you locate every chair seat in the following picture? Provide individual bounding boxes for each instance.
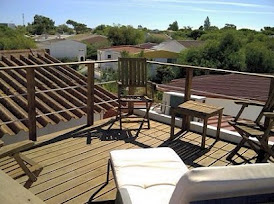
[229,121,274,137]
[120,95,152,103]
[233,124,264,137]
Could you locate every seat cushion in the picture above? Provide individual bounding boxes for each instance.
[170,163,274,204]
[110,147,188,204]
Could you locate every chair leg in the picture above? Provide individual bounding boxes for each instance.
[88,159,111,203]
[227,138,246,161]
[118,101,122,130]
[13,153,37,182]
[146,101,151,129]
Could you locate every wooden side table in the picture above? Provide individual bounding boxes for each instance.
[170,101,224,148]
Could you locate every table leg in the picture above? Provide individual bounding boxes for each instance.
[170,108,175,140]
[202,118,208,149]
[216,109,223,141]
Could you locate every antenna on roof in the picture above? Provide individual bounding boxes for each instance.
[22,13,25,26]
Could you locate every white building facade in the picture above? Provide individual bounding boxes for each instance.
[38,39,86,61]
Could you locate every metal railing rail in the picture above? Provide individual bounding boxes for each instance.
[147,60,274,79]
[0,58,273,140]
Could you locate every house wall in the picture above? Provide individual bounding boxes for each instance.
[39,40,87,61]
[98,50,120,69]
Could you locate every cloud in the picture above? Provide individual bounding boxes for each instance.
[138,0,273,9]
[193,8,274,15]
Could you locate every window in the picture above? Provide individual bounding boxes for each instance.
[107,54,111,59]
[167,58,173,63]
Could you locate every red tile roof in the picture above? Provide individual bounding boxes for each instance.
[158,74,271,102]
[137,42,158,49]
[0,49,118,136]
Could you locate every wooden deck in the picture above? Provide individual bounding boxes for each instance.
[0,118,260,204]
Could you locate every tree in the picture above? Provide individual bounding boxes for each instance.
[179,32,246,71]
[56,24,74,34]
[93,24,111,35]
[66,19,89,34]
[107,25,145,45]
[145,34,166,43]
[168,21,179,31]
[208,26,219,31]
[245,42,274,73]
[27,15,55,35]
[204,16,211,30]
[223,24,237,30]
[0,26,36,50]
[188,29,205,40]
[86,41,111,60]
[261,27,274,36]
[153,66,175,83]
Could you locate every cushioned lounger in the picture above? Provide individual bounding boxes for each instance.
[110,147,274,204]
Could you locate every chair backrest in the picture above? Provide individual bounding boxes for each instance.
[118,58,147,88]
[255,83,274,125]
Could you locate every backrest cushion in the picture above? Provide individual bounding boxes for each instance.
[169,163,274,204]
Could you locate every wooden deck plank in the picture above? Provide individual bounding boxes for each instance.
[0,118,264,204]
[45,132,171,204]
[24,129,167,194]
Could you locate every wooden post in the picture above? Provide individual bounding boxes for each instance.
[26,67,37,141]
[182,68,193,130]
[264,78,274,128]
[184,68,193,102]
[87,63,95,126]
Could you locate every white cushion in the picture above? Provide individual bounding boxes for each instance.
[110,147,188,204]
[170,163,274,204]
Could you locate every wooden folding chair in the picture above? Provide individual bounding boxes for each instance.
[116,58,155,132]
[227,82,274,162]
[0,140,43,181]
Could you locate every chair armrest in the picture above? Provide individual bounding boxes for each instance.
[234,100,264,107]
[233,100,265,122]
[263,112,274,118]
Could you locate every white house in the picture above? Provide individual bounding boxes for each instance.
[97,45,145,69]
[37,39,86,61]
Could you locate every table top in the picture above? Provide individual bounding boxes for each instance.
[177,101,224,117]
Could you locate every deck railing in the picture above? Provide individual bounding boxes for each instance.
[0,59,273,141]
